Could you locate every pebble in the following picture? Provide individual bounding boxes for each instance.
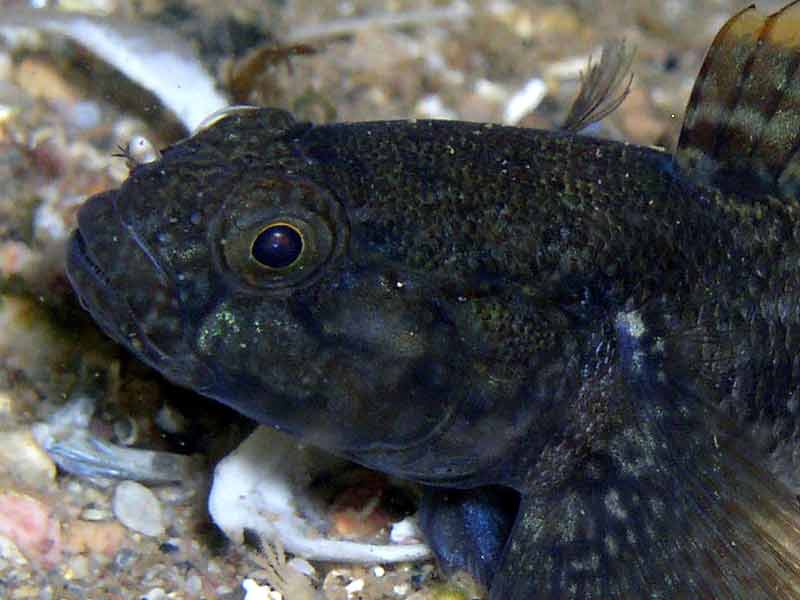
[345,578,365,596]
[154,403,189,434]
[112,481,164,537]
[503,78,548,125]
[0,390,12,416]
[389,517,424,544]
[473,79,508,104]
[414,95,457,120]
[80,506,112,521]
[141,588,167,600]
[0,533,29,567]
[242,578,281,600]
[65,554,90,580]
[0,429,56,487]
[65,520,125,557]
[0,492,62,567]
[0,52,12,80]
[185,573,203,596]
[287,557,317,579]
[0,241,40,279]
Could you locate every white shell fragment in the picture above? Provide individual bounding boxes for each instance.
[0,9,230,131]
[208,427,432,563]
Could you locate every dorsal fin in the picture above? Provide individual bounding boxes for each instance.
[677,1,800,199]
[561,40,635,133]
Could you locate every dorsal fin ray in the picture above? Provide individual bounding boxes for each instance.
[560,40,635,133]
[677,1,800,198]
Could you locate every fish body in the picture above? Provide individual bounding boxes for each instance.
[67,3,800,598]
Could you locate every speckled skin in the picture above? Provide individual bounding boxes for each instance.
[68,108,800,598]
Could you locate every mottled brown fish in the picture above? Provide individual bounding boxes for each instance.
[67,2,800,598]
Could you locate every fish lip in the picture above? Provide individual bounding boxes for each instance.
[68,228,107,294]
[67,227,115,318]
[67,197,191,383]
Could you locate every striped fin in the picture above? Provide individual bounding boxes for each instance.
[677,1,800,198]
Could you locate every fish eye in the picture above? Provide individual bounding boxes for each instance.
[251,223,304,270]
[211,174,347,293]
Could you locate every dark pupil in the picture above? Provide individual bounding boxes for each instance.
[252,224,303,269]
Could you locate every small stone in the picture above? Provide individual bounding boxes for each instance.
[154,403,189,434]
[324,568,364,600]
[0,52,12,80]
[0,533,29,567]
[0,429,56,487]
[80,507,112,522]
[12,584,40,599]
[66,520,125,557]
[185,574,203,596]
[0,390,13,416]
[414,95,457,120]
[389,517,424,544]
[112,481,164,537]
[0,491,62,567]
[503,78,548,125]
[345,578,365,596]
[158,539,180,554]
[113,547,138,570]
[241,578,274,600]
[141,588,166,600]
[111,416,138,446]
[287,557,316,579]
[65,554,90,580]
[0,241,39,279]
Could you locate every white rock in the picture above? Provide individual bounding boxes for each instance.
[0,10,229,131]
[414,94,458,120]
[389,516,425,545]
[242,578,279,600]
[0,429,56,486]
[112,480,164,537]
[503,77,548,125]
[474,78,509,104]
[345,578,365,596]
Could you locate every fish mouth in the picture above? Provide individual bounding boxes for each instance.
[67,191,203,387]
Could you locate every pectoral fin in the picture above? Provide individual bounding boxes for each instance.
[492,306,800,599]
[491,372,800,599]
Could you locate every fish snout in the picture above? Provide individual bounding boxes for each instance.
[68,191,207,387]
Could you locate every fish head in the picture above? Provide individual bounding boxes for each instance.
[67,108,534,478]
